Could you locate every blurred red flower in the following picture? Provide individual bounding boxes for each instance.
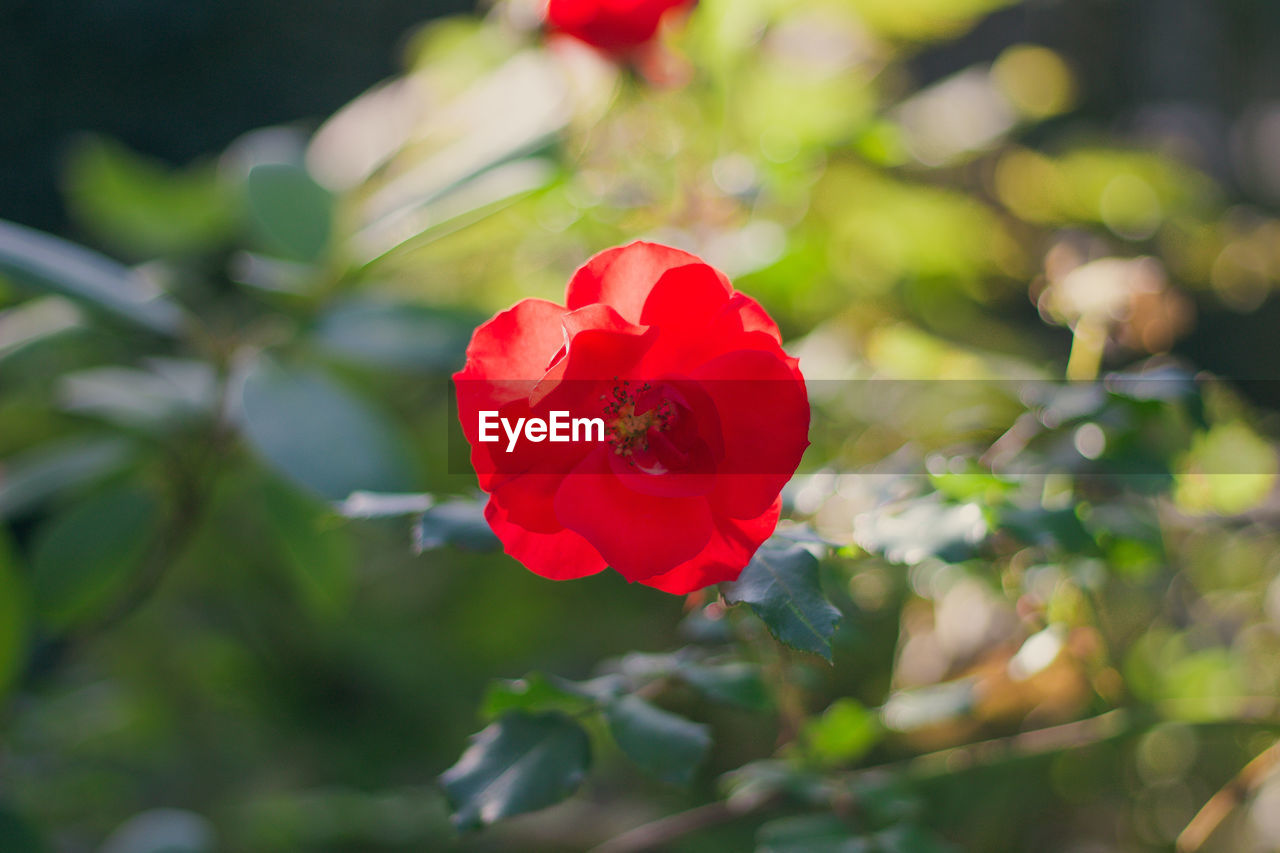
[545,0,695,57]
[454,241,809,594]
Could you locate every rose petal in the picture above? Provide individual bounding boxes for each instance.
[638,497,782,594]
[485,498,606,581]
[691,348,809,518]
[565,241,705,324]
[554,446,713,580]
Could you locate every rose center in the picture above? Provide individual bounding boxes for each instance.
[602,380,674,458]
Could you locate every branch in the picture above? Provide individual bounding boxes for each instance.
[1177,738,1280,853]
[587,791,775,853]
[587,710,1132,853]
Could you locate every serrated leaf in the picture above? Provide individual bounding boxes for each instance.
[311,300,477,372]
[605,695,710,786]
[30,484,160,629]
[247,164,333,262]
[680,662,771,711]
[0,219,182,334]
[723,544,841,662]
[413,500,498,552]
[482,673,598,720]
[238,356,415,500]
[853,497,987,565]
[441,712,590,831]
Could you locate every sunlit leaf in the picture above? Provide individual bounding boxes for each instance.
[0,219,182,334]
[247,163,334,263]
[237,356,416,500]
[1174,422,1277,515]
[605,694,711,786]
[30,484,160,630]
[441,712,590,831]
[723,543,841,662]
[800,698,882,766]
[853,497,987,565]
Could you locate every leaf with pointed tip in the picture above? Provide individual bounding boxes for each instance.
[605,695,711,787]
[0,219,182,334]
[441,712,590,831]
[723,544,841,662]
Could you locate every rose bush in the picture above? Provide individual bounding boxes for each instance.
[545,0,695,57]
[454,241,809,594]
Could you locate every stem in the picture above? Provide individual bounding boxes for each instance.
[1066,315,1107,382]
[1177,738,1280,853]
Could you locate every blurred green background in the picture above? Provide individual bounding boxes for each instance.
[2,0,1280,851]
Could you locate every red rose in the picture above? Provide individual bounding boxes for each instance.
[454,242,809,594]
[545,0,695,57]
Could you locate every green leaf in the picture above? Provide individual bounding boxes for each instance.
[238,356,416,500]
[853,497,987,565]
[800,698,882,766]
[30,484,160,630]
[63,135,238,257]
[0,219,183,334]
[247,164,334,262]
[605,694,711,786]
[57,359,217,432]
[413,500,498,552]
[870,824,958,853]
[997,503,1094,553]
[311,300,477,372]
[723,544,841,662]
[0,534,29,698]
[680,662,771,711]
[0,805,49,853]
[482,672,599,720]
[258,477,355,616]
[441,712,591,831]
[0,435,136,519]
[757,815,867,853]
